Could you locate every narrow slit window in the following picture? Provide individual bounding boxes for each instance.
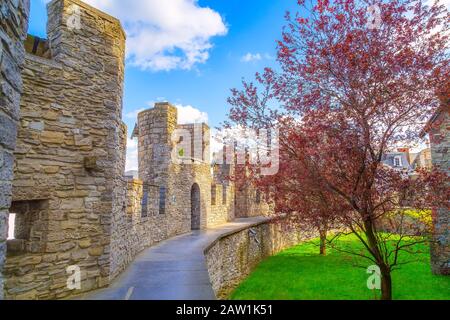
[211,185,217,206]
[141,184,149,218]
[256,190,261,204]
[8,213,16,240]
[7,200,49,255]
[159,187,166,215]
[222,185,227,205]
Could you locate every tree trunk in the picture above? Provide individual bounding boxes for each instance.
[319,230,327,256]
[380,267,392,300]
[362,215,393,300]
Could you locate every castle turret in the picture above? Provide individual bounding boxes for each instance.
[134,102,216,235]
[0,0,30,300]
[136,102,178,186]
[4,0,127,299]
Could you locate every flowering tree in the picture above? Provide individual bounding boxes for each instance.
[247,117,351,256]
[225,0,449,300]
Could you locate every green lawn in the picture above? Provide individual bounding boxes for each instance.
[230,234,450,300]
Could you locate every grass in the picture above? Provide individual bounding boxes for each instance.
[230,234,450,300]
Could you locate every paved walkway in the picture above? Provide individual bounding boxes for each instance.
[76,217,268,300]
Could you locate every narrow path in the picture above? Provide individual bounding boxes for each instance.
[77,217,268,300]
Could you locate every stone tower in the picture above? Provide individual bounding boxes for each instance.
[133,102,213,239]
[0,0,30,300]
[136,102,178,187]
[3,0,126,299]
[426,108,449,275]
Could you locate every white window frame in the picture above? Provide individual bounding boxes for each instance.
[394,156,402,167]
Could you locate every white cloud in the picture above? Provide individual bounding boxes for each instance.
[240,52,275,63]
[175,104,208,124]
[79,0,228,71]
[125,108,145,119]
[210,128,224,156]
[125,102,208,123]
[125,137,139,171]
[241,53,262,63]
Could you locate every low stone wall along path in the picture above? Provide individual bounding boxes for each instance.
[76,217,269,300]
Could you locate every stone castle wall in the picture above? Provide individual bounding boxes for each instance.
[109,175,164,280]
[107,102,224,280]
[3,0,126,299]
[109,122,128,280]
[429,109,449,275]
[135,102,214,233]
[108,163,216,281]
[210,183,235,226]
[126,179,143,216]
[208,162,235,226]
[135,103,189,239]
[0,0,30,300]
[204,218,308,299]
[235,182,272,218]
[0,0,274,298]
[176,123,210,162]
[2,0,447,301]
[1,0,245,295]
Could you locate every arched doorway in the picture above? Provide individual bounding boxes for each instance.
[191,183,201,230]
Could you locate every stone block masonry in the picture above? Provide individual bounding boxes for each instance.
[205,218,311,299]
[135,102,213,235]
[110,102,235,280]
[210,183,235,226]
[3,0,126,299]
[234,181,272,218]
[2,0,447,300]
[0,0,264,298]
[427,109,449,275]
[0,0,30,300]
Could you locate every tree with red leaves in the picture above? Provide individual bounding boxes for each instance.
[225,0,449,300]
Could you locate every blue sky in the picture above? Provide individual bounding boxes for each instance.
[28,0,300,128]
[29,0,299,169]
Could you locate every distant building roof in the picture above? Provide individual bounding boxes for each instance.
[382,152,413,172]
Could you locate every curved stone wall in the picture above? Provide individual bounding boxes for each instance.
[204,218,309,299]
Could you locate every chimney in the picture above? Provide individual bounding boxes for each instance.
[397,147,410,164]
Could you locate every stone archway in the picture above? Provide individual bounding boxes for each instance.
[191,183,201,230]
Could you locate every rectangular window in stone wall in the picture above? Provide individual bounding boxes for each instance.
[159,187,166,215]
[141,183,149,218]
[8,214,16,240]
[7,200,49,256]
[222,185,227,205]
[256,190,261,204]
[211,185,217,206]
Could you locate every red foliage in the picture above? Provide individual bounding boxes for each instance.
[225,0,449,300]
